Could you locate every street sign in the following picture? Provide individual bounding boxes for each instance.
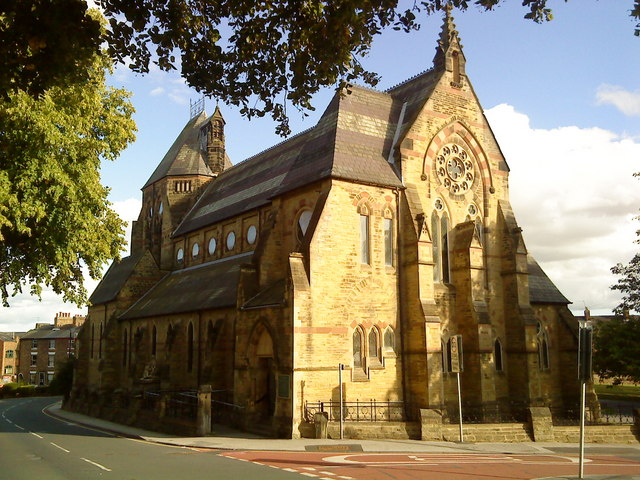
[450,335,463,373]
[578,326,592,382]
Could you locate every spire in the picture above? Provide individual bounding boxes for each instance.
[203,106,227,176]
[432,3,466,85]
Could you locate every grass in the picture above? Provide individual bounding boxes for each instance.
[595,383,640,401]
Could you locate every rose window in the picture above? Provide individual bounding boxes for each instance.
[435,143,475,194]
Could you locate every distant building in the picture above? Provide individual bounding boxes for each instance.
[0,333,22,383]
[17,312,85,386]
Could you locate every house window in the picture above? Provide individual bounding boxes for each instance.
[383,327,395,354]
[352,328,364,369]
[187,322,194,373]
[226,231,236,251]
[29,373,36,385]
[47,373,54,384]
[151,325,157,356]
[32,339,38,349]
[122,329,128,367]
[208,237,217,255]
[296,209,312,241]
[537,323,550,371]
[494,338,504,372]
[31,354,37,366]
[48,354,55,368]
[49,339,56,350]
[5,350,14,359]
[246,225,257,245]
[4,366,13,375]
[384,217,393,266]
[360,213,370,265]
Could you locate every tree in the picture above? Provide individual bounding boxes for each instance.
[0,45,136,306]
[611,173,640,315]
[3,1,639,135]
[592,315,640,384]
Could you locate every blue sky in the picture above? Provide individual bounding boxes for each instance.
[2,1,639,331]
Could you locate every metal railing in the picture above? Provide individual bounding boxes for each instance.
[211,390,245,425]
[304,400,405,423]
[443,402,529,424]
[551,405,634,426]
[140,389,198,419]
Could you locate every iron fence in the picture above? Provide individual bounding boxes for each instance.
[211,389,245,424]
[443,402,529,424]
[551,405,634,426]
[304,400,405,423]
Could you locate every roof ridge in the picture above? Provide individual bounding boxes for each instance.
[235,125,316,167]
[385,67,436,93]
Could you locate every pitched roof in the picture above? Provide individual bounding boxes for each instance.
[142,112,214,189]
[173,75,445,237]
[527,255,571,305]
[89,253,143,305]
[20,325,81,340]
[242,279,286,309]
[119,252,253,320]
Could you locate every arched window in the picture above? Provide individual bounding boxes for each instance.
[441,214,450,283]
[99,323,103,359]
[187,322,194,373]
[494,338,503,372]
[383,216,393,266]
[452,51,461,84]
[432,212,441,281]
[441,339,447,372]
[537,322,550,371]
[353,328,364,369]
[151,325,157,356]
[122,329,128,367]
[90,324,95,359]
[368,328,379,360]
[383,327,395,354]
[359,205,370,265]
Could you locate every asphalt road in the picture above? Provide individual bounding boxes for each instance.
[0,396,301,480]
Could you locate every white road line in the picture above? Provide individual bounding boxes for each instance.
[282,468,298,472]
[15,425,24,431]
[300,474,318,478]
[50,442,70,453]
[81,458,112,472]
[319,472,335,476]
[29,432,43,439]
[337,477,354,479]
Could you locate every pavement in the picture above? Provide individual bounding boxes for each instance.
[45,401,640,480]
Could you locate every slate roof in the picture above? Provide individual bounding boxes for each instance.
[0,333,20,342]
[527,255,571,305]
[89,253,143,305]
[20,325,81,340]
[119,252,253,320]
[173,73,443,237]
[242,279,286,309]
[142,112,214,189]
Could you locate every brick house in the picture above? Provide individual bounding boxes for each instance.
[70,12,581,438]
[17,313,85,386]
[1,333,21,383]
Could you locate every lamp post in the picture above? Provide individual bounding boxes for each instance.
[578,308,593,479]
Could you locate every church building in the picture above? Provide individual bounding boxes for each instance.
[70,12,580,439]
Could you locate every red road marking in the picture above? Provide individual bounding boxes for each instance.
[220,451,640,480]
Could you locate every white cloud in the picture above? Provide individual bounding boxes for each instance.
[150,87,165,96]
[0,198,142,332]
[486,104,640,314]
[596,84,640,117]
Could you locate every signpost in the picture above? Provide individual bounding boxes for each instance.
[577,309,593,479]
[339,363,345,440]
[450,335,464,442]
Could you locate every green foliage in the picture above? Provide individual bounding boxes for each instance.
[0,47,136,306]
[593,316,640,384]
[611,172,640,315]
[2,1,639,135]
[594,383,640,400]
[48,357,76,399]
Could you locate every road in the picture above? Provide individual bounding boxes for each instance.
[0,397,299,480]
[1,396,639,480]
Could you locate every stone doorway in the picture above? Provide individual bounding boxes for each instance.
[251,327,276,419]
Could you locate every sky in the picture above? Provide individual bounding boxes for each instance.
[1,0,639,331]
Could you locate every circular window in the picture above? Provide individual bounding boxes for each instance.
[226,231,236,251]
[192,242,200,258]
[246,225,257,245]
[435,143,475,194]
[434,199,444,211]
[208,237,217,255]
[176,248,184,262]
[468,204,477,216]
[297,209,312,240]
